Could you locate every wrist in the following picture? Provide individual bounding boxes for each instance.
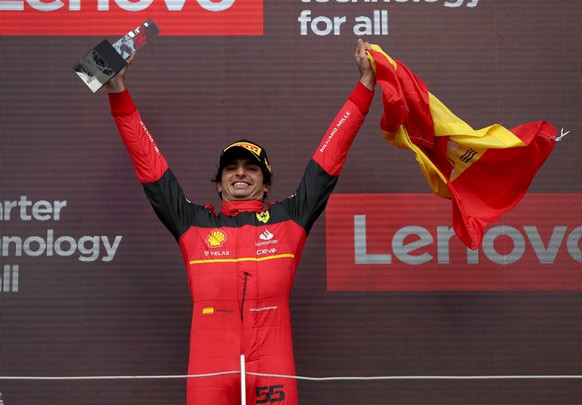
[359,72,375,91]
[106,76,126,93]
[349,81,374,114]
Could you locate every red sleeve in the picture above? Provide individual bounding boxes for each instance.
[109,90,169,183]
[312,81,374,176]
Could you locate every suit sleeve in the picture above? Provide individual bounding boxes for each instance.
[281,82,374,233]
[109,90,197,241]
[109,89,169,183]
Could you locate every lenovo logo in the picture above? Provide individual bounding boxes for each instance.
[326,194,581,291]
[353,221,580,266]
[0,0,263,35]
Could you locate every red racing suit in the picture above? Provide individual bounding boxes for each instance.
[109,82,373,404]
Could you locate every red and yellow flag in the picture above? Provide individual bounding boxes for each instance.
[367,46,556,249]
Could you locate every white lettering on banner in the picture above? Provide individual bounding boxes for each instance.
[354,215,392,264]
[300,0,479,7]
[2,231,122,262]
[297,0,479,36]
[0,0,260,35]
[0,0,235,11]
[0,196,67,221]
[353,215,582,265]
[353,10,388,36]
[1,196,124,293]
[197,0,234,12]
[1,265,19,293]
[299,9,389,36]
[298,10,346,36]
[0,0,24,11]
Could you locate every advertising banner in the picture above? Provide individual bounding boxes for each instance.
[1,1,580,404]
[326,193,581,291]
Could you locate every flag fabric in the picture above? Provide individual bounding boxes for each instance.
[367,45,556,249]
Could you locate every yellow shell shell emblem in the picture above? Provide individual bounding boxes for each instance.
[206,230,227,248]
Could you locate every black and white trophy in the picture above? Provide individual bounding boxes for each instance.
[73,19,160,93]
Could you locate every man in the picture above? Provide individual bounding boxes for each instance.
[105,39,375,404]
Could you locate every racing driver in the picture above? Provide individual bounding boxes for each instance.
[104,39,376,404]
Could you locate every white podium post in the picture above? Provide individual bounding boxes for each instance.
[240,354,247,405]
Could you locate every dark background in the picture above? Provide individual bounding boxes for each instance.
[1,1,580,404]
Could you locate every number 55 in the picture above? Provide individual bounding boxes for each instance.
[255,384,286,403]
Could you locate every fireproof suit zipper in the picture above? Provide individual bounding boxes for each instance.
[240,272,249,321]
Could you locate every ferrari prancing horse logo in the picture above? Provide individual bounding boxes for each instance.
[256,211,270,224]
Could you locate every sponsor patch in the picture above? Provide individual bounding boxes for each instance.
[256,211,270,224]
[202,307,214,315]
[206,230,227,248]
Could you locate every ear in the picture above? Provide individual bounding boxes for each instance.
[263,184,270,194]
[217,182,223,194]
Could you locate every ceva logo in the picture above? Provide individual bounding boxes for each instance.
[326,193,581,291]
[0,0,263,36]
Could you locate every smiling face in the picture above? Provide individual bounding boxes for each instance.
[217,158,270,202]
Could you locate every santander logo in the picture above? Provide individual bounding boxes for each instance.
[259,229,274,241]
[0,0,263,36]
[326,193,581,291]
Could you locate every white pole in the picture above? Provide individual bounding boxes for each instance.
[240,354,246,405]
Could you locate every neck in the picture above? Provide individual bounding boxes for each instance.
[221,200,264,216]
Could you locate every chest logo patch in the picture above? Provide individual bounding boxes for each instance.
[259,229,274,241]
[256,211,270,224]
[206,230,227,248]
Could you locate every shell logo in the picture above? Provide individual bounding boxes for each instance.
[206,230,227,248]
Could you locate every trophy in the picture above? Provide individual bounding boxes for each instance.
[73,19,160,93]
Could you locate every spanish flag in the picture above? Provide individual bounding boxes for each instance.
[367,45,556,249]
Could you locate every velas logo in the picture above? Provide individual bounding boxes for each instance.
[326,193,581,291]
[0,0,263,36]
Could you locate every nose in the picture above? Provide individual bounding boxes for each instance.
[234,164,246,176]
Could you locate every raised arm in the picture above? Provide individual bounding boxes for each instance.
[312,39,375,177]
[281,40,376,233]
[106,55,169,184]
[105,56,195,241]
